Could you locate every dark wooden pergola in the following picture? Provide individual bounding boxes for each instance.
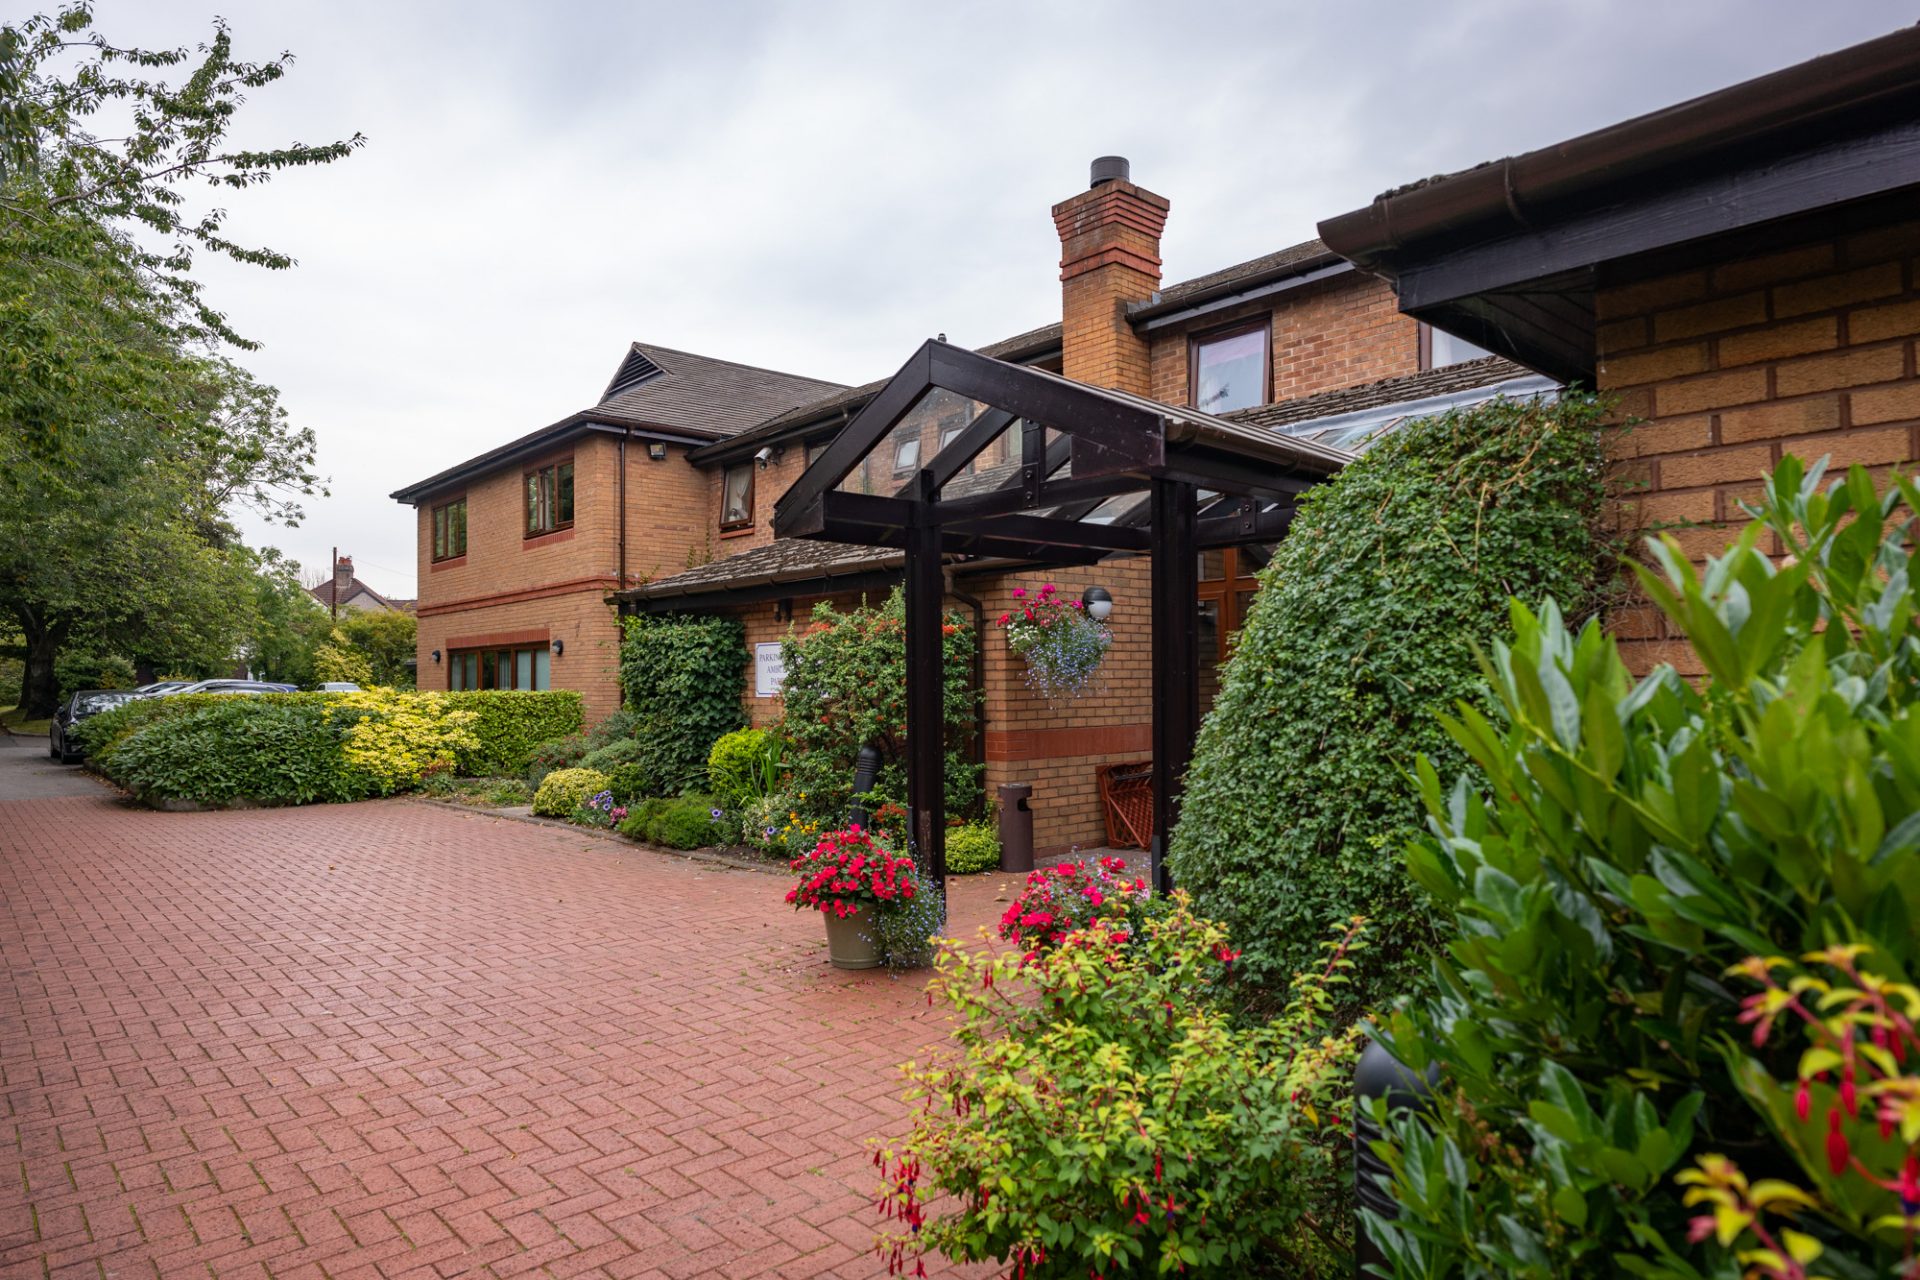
[771,339,1350,906]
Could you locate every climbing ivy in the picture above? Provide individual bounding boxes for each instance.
[1167,392,1618,1008]
[618,613,747,795]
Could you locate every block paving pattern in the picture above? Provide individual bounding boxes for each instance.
[0,793,1010,1278]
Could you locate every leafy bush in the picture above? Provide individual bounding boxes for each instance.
[311,627,374,685]
[581,737,646,773]
[778,589,979,834]
[942,820,999,874]
[640,795,729,850]
[877,903,1368,1278]
[54,649,136,701]
[107,698,365,806]
[85,691,338,776]
[531,767,610,818]
[525,733,587,788]
[322,688,478,793]
[707,727,776,808]
[620,613,746,798]
[1170,392,1615,1007]
[615,797,672,840]
[447,690,582,775]
[604,762,651,807]
[1365,461,1920,1279]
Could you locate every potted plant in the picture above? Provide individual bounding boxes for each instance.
[998,582,1112,700]
[786,825,920,970]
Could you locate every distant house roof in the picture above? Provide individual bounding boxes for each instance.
[308,575,401,612]
[390,343,846,504]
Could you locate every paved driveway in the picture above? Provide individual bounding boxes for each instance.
[0,753,1006,1278]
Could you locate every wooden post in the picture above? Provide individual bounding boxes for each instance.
[904,471,948,915]
[1149,478,1198,894]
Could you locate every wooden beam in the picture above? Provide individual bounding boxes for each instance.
[941,512,1151,553]
[774,342,933,536]
[904,471,948,910]
[1197,502,1296,547]
[1149,479,1198,896]
[928,342,1162,442]
[926,407,1018,490]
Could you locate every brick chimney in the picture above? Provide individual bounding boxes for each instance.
[1053,156,1169,394]
[333,555,354,601]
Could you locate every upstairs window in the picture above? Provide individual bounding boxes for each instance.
[721,462,754,529]
[1191,322,1270,414]
[432,497,467,561]
[1422,323,1495,369]
[892,434,921,476]
[524,459,574,537]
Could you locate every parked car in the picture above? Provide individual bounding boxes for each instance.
[50,689,138,763]
[162,679,299,696]
[317,682,362,692]
[133,680,194,697]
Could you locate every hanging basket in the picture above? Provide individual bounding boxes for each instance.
[998,582,1112,700]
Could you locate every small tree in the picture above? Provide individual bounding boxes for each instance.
[311,629,373,686]
[777,589,979,832]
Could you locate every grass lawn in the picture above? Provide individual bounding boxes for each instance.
[0,705,52,735]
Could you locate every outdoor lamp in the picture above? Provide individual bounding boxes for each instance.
[551,639,565,658]
[647,441,668,461]
[430,649,440,664]
[1081,585,1114,621]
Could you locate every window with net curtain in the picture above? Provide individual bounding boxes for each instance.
[1192,324,1269,414]
[722,462,754,528]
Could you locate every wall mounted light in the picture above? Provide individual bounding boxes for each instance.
[1081,585,1114,621]
[647,441,668,461]
[430,649,441,664]
[550,639,565,658]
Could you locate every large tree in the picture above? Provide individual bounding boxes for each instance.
[0,6,356,714]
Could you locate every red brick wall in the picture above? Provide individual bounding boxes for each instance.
[411,435,717,724]
[1149,272,1421,406]
[1598,217,1920,674]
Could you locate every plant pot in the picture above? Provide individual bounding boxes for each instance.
[822,902,882,970]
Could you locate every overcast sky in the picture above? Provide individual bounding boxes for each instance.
[88,0,1916,598]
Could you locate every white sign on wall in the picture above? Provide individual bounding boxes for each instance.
[754,642,786,697]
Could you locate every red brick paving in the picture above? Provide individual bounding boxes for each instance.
[0,792,1018,1278]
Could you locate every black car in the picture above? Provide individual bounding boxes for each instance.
[50,689,138,763]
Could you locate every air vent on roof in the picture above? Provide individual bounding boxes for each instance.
[604,348,664,399]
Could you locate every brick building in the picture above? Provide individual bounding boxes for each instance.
[398,26,1920,855]
[394,157,1530,850]
[1316,24,1920,677]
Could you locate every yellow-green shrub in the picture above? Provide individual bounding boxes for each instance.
[532,767,610,818]
[445,690,583,775]
[323,689,479,793]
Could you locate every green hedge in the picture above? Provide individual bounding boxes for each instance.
[444,690,582,775]
[106,699,368,806]
[619,613,746,795]
[1168,393,1615,1007]
[82,690,579,806]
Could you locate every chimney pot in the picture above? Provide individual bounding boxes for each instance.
[1090,155,1130,187]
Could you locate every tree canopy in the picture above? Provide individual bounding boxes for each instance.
[0,4,359,714]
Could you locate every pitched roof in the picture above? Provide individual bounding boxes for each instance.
[1126,238,1339,319]
[687,321,1065,465]
[307,575,397,610]
[618,539,904,605]
[596,343,845,437]
[1227,356,1533,431]
[390,344,847,504]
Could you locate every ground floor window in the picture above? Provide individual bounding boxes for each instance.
[1197,543,1274,709]
[448,644,551,691]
